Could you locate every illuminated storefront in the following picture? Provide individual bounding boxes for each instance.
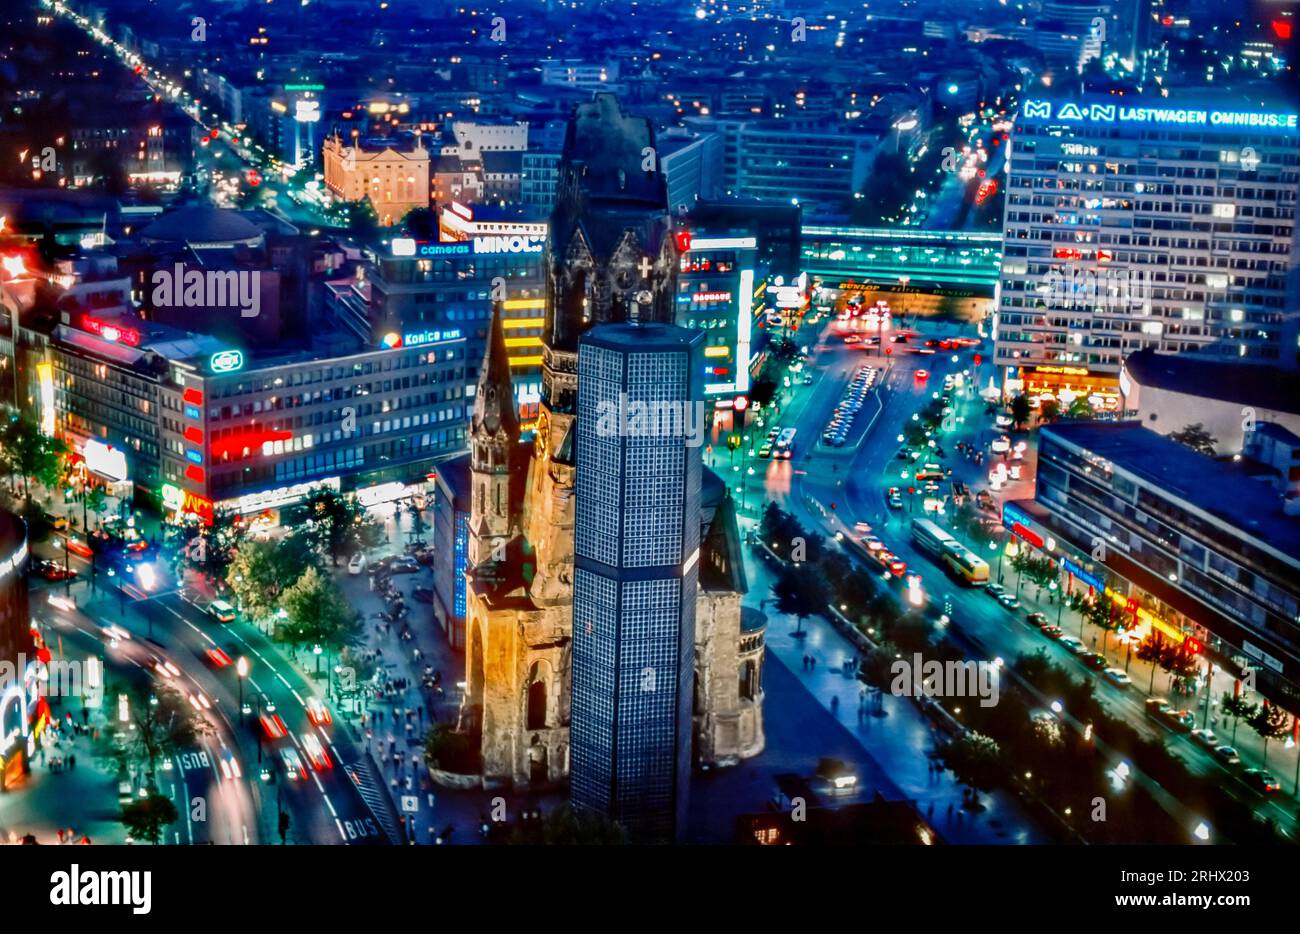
[675,232,759,398]
[1004,364,1121,411]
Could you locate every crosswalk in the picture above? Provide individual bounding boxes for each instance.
[342,756,406,845]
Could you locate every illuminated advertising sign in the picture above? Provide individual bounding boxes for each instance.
[295,100,321,123]
[161,483,214,524]
[83,439,128,482]
[1021,99,1299,131]
[210,349,244,373]
[36,363,54,437]
[403,328,462,347]
[222,477,340,515]
[391,236,544,258]
[1062,557,1103,591]
[691,292,732,303]
[82,315,141,347]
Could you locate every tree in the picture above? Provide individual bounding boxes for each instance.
[1167,423,1217,457]
[0,416,68,502]
[1248,701,1290,767]
[302,487,384,565]
[1066,396,1094,420]
[748,372,779,411]
[119,794,178,844]
[1038,399,1060,423]
[770,562,829,636]
[226,535,323,623]
[83,485,108,529]
[115,682,210,781]
[1221,692,1257,744]
[939,731,1003,810]
[498,804,629,845]
[424,722,479,774]
[174,506,247,583]
[280,565,359,657]
[1009,393,1031,430]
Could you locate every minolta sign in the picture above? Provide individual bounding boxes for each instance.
[392,235,545,258]
[1020,99,1299,131]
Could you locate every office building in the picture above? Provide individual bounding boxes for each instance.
[570,321,703,842]
[1030,420,1300,711]
[995,94,1300,408]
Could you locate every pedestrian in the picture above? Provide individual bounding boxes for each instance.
[830,696,839,714]
[69,754,75,770]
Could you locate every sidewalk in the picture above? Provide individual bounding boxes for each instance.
[0,717,125,845]
[741,520,1049,843]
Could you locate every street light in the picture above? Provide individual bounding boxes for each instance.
[236,656,250,724]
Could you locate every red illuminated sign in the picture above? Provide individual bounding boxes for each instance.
[211,429,292,459]
[1012,522,1044,548]
[674,230,692,253]
[182,388,204,406]
[185,465,206,484]
[183,426,204,444]
[82,315,141,347]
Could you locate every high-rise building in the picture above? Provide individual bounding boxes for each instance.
[571,320,703,842]
[995,94,1300,409]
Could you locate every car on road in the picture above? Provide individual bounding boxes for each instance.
[984,582,1004,596]
[887,559,907,576]
[1025,612,1048,627]
[1242,768,1281,793]
[1163,708,1195,732]
[207,599,237,623]
[259,713,288,740]
[888,494,903,509]
[1213,745,1242,766]
[802,373,814,385]
[204,647,233,669]
[997,593,1019,609]
[1145,697,1171,717]
[147,654,180,679]
[281,747,308,781]
[389,556,420,574]
[301,733,331,771]
[62,536,93,558]
[1102,668,1132,688]
[863,537,885,552]
[1041,625,1063,638]
[758,445,772,458]
[31,559,76,582]
[813,757,859,797]
[1057,635,1086,655]
[413,587,434,604]
[348,553,366,575]
[1190,728,1218,749]
[914,369,928,381]
[218,749,242,782]
[1081,653,1107,670]
[306,697,332,726]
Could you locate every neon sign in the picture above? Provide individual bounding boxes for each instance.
[210,350,244,373]
[391,236,545,258]
[82,315,141,347]
[1022,99,1299,131]
[161,483,214,524]
[403,329,461,347]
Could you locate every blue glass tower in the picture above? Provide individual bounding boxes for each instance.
[570,321,703,842]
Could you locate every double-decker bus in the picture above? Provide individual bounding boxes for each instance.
[775,428,797,459]
[910,517,989,584]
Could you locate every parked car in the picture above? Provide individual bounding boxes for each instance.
[1025,612,1048,628]
[1081,653,1107,670]
[1102,668,1131,688]
[813,757,859,797]
[1190,728,1218,749]
[389,556,420,574]
[348,553,366,575]
[1058,636,1086,655]
[1162,708,1195,732]
[1243,768,1281,793]
[413,588,434,604]
[997,593,1020,610]
[207,599,237,624]
[1213,745,1242,766]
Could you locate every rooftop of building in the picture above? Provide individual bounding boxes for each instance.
[138,205,265,247]
[1040,421,1300,562]
[1124,348,1300,417]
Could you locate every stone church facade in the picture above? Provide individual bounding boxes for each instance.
[456,94,764,788]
